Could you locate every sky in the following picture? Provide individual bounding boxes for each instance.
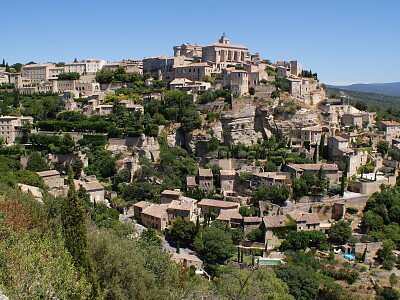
[2,0,399,85]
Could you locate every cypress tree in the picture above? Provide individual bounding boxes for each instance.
[341,161,348,197]
[313,144,318,163]
[319,134,326,159]
[61,167,100,298]
[176,241,180,254]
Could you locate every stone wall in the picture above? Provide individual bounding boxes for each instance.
[281,195,370,217]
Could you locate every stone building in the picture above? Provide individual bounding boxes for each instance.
[378,121,400,142]
[198,198,240,216]
[36,170,61,189]
[288,209,321,231]
[198,169,213,192]
[173,43,203,59]
[220,170,236,194]
[202,35,250,71]
[173,62,214,81]
[300,126,323,144]
[21,63,57,83]
[284,163,341,185]
[251,172,291,188]
[64,59,106,74]
[0,115,34,145]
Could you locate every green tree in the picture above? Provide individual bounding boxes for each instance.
[194,226,234,265]
[246,228,263,242]
[26,152,49,172]
[390,273,399,288]
[249,87,256,95]
[122,182,155,203]
[180,107,202,132]
[168,217,196,245]
[61,168,100,298]
[214,267,295,300]
[274,264,319,300]
[252,184,290,205]
[0,231,91,299]
[377,140,389,156]
[60,133,75,154]
[328,220,352,244]
[72,158,84,179]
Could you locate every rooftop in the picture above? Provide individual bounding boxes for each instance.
[220,170,236,176]
[380,121,400,127]
[142,203,169,219]
[243,216,262,223]
[288,163,339,172]
[301,126,323,132]
[36,170,60,177]
[199,169,213,177]
[216,209,243,221]
[263,215,289,228]
[161,189,181,196]
[198,198,239,208]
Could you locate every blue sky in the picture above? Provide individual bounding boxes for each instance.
[2,0,399,85]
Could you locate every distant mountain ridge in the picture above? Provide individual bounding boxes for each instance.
[326,87,400,109]
[327,82,400,97]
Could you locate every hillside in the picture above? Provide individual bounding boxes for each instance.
[327,82,400,97]
[326,87,400,109]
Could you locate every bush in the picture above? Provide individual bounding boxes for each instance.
[346,207,359,214]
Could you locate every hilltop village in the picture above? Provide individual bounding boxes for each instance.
[1,36,400,299]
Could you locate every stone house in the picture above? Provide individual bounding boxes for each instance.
[300,126,323,145]
[251,172,291,188]
[198,198,240,216]
[139,203,169,231]
[161,189,182,203]
[287,209,321,231]
[284,163,341,185]
[220,170,236,193]
[378,121,400,142]
[74,179,105,203]
[172,253,203,270]
[216,209,243,228]
[0,115,34,145]
[18,183,43,202]
[166,196,197,224]
[36,170,61,188]
[198,169,213,192]
[173,62,214,82]
[342,113,367,128]
[243,217,262,236]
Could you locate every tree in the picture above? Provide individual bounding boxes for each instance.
[214,267,295,300]
[313,144,318,163]
[61,168,100,298]
[57,72,80,80]
[246,228,263,242]
[328,220,352,244]
[194,226,234,265]
[390,273,399,288]
[377,140,389,156]
[249,87,256,95]
[206,136,220,153]
[168,217,196,245]
[274,265,319,300]
[0,231,91,299]
[180,107,202,132]
[122,182,155,203]
[72,158,84,179]
[252,184,291,205]
[319,134,326,159]
[60,133,75,154]
[26,152,49,172]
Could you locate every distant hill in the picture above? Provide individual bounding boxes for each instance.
[327,82,400,97]
[326,87,400,109]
